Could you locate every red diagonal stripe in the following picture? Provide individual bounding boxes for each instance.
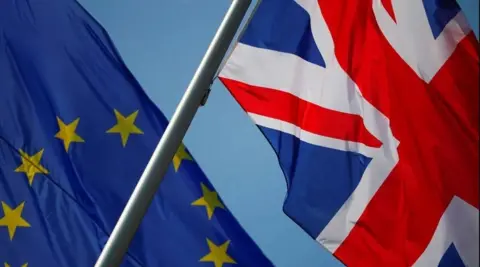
[220,77,382,148]
[381,0,396,22]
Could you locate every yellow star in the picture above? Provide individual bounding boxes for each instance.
[106,109,143,147]
[173,143,192,172]
[192,183,225,220]
[200,239,236,267]
[0,202,31,241]
[4,263,28,267]
[55,117,84,152]
[15,149,49,186]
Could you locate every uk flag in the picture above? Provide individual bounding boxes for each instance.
[219,0,479,266]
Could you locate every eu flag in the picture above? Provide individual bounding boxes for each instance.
[0,0,273,266]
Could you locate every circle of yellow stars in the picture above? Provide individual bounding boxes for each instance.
[1,108,237,267]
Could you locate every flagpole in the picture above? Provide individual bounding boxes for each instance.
[94,0,252,266]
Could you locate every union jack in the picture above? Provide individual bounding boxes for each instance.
[219,0,479,266]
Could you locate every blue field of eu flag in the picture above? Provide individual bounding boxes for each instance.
[0,0,273,266]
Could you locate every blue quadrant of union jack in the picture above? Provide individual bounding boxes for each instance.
[220,0,479,266]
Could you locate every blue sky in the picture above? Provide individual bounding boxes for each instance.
[78,1,478,266]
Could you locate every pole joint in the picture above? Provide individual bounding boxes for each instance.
[200,87,212,106]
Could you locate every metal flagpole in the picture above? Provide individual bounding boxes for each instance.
[94,0,252,266]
